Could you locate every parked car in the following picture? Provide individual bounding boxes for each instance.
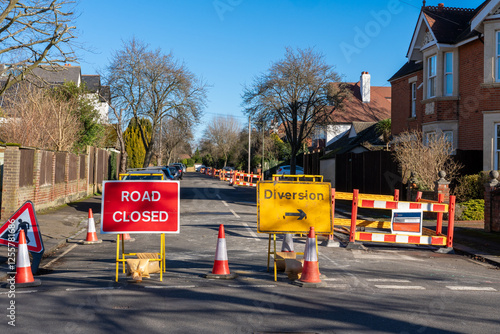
[169,163,184,179]
[222,166,234,172]
[168,166,181,180]
[276,165,304,175]
[146,166,176,180]
[120,169,166,180]
[196,164,206,172]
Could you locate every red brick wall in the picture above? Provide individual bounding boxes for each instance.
[391,71,423,135]
[458,40,484,151]
[0,146,116,219]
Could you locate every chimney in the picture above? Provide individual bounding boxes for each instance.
[360,71,370,103]
[438,3,444,11]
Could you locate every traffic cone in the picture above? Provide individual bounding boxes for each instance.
[81,209,102,244]
[15,230,41,287]
[295,227,326,287]
[203,224,237,279]
[281,234,295,252]
[120,233,135,242]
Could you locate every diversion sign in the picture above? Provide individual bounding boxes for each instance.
[257,181,332,234]
[101,180,180,234]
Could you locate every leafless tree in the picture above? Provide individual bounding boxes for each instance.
[106,38,207,167]
[393,130,462,190]
[242,47,349,173]
[0,0,77,95]
[204,115,240,167]
[161,118,192,165]
[0,85,80,150]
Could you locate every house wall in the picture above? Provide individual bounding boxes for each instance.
[391,71,423,135]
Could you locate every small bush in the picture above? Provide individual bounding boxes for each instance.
[457,199,484,221]
[453,172,489,202]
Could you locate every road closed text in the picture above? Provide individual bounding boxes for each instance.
[102,181,180,233]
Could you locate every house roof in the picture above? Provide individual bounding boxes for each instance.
[421,5,479,45]
[31,65,81,85]
[82,75,101,92]
[327,81,391,123]
[389,60,423,82]
[321,122,384,158]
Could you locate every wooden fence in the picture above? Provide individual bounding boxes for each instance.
[0,145,120,219]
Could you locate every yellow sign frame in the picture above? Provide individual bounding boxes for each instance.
[257,180,333,234]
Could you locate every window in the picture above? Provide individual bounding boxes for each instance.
[443,130,454,153]
[425,132,436,145]
[444,52,453,95]
[427,55,437,97]
[497,32,500,82]
[411,82,417,118]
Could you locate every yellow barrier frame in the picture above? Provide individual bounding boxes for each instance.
[115,234,166,282]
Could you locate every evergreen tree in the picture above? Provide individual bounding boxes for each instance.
[124,118,151,168]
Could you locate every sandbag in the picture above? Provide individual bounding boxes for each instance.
[137,253,161,274]
[274,251,296,272]
[284,258,303,281]
[126,259,150,281]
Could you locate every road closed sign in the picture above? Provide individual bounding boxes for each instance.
[257,181,332,234]
[101,180,180,234]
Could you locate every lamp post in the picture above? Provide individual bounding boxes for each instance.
[248,115,251,173]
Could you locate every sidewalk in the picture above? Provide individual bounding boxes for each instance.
[1,195,499,281]
[0,196,102,280]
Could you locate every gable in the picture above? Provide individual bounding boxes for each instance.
[471,0,500,32]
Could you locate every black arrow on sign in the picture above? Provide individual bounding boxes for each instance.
[284,209,307,220]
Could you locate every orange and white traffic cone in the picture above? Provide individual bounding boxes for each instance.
[281,234,295,252]
[81,209,102,244]
[295,227,326,287]
[204,224,237,279]
[120,233,135,242]
[15,230,41,287]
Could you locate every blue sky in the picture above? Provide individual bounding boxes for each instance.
[74,0,484,141]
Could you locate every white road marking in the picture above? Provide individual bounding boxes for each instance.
[41,243,78,269]
[216,194,221,200]
[367,279,412,283]
[326,284,350,289]
[374,285,426,290]
[446,286,497,291]
[241,221,258,239]
[229,209,240,218]
[222,201,229,207]
[322,277,342,281]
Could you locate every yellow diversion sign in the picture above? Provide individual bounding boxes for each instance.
[257,181,332,234]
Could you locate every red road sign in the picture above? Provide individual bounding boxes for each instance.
[0,201,44,253]
[101,180,180,234]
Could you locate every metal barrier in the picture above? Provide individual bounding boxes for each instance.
[232,171,262,187]
[338,189,455,249]
[272,174,324,182]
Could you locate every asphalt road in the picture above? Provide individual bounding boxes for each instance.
[1,173,499,333]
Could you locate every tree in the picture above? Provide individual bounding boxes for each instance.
[376,118,391,150]
[392,130,462,190]
[0,0,77,96]
[50,81,104,152]
[106,38,207,168]
[124,118,151,168]
[161,118,193,165]
[204,115,240,167]
[0,84,80,150]
[242,47,349,174]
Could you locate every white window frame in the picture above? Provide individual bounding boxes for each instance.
[497,31,500,82]
[411,82,417,118]
[425,131,436,146]
[495,124,500,170]
[427,55,437,98]
[444,52,453,96]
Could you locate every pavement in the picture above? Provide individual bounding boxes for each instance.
[1,192,499,281]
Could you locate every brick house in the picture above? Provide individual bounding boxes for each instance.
[389,1,500,173]
[312,71,391,149]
